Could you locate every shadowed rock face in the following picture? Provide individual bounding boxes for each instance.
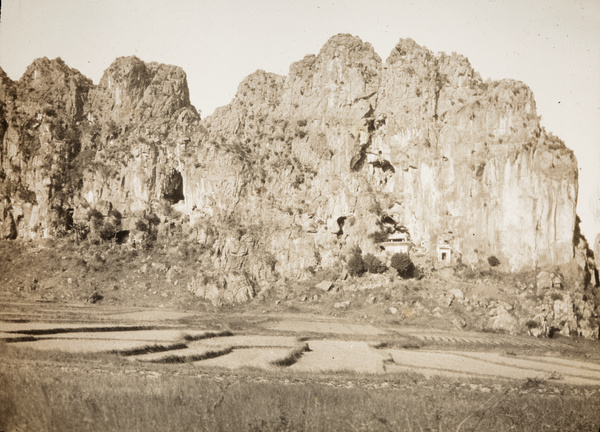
[0,36,581,277]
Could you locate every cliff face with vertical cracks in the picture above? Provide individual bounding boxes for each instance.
[0,56,199,239]
[0,35,596,335]
[195,35,578,273]
[0,58,93,239]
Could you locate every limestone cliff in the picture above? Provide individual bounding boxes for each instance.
[79,56,199,217]
[190,35,578,273]
[0,58,92,238]
[0,36,595,322]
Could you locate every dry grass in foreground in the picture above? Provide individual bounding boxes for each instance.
[0,345,599,432]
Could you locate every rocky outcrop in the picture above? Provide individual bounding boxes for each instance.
[191,35,578,272]
[0,36,596,331]
[595,234,600,271]
[0,58,92,238]
[77,59,199,218]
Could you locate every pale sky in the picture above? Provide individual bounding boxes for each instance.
[1,0,599,242]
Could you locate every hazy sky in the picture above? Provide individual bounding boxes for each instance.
[1,0,599,241]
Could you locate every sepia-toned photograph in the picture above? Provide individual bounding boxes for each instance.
[0,0,599,430]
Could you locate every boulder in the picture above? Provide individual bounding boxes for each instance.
[190,273,256,306]
[1,212,17,239]
[315,280,334,292]
[489,306,518,333]
[437,268,455,280]
[222,274,255,304]
[365,294,377,305]
[449,288,464,301]
[86,291,103,304]
[537,271,553,289]
[552,294,578,336]
[452,318,467,328]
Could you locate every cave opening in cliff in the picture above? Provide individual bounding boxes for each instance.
[380,215,396,226]
[116,230,130,244]
[336,216,346,237]
[163,170,184,204]
[65,208,74,231]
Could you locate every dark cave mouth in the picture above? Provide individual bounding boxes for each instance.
[163,170,184,204]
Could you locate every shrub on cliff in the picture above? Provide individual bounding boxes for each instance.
[391,253,415,278]
[98,222,118,241]
[135,219,149,232]
[87,209,103,221]
[347,247,366,277]
[487,255,501,267]
[368,230,388,243]
[363,253,387,274]
[134,211,161,249]
[86,207,122,242]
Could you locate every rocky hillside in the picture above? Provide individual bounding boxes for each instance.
[1,35,598,337]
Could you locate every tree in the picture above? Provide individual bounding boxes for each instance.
[363,253,387,274]
[391,253,415,278]
[487,255,501,267]
[347,247,366,276]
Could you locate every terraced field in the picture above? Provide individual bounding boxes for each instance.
[2,315,599,386]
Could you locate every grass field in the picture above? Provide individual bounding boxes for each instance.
[1,236,600,431]
[1,343,599,432]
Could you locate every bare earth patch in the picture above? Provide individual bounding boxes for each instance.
[199,335,300,347]
[35,329,207,341]
[0,322,140,333]
[12,338,162,353]
[195,347,294,369]
[385,350,600,386]
[133,343,234,362]
[102,310,193,321]
[3,317,600,386]
[290,340,387,373]
[264,320,384,335]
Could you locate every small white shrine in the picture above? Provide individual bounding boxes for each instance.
[436,244,452,263]
[382,232,412,255]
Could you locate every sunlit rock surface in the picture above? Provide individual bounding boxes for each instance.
[0,35,593,325]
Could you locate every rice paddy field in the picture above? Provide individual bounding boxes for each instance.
[1,303,600,431]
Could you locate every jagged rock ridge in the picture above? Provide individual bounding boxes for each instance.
[196,34,579,272]
[0,35,598,337]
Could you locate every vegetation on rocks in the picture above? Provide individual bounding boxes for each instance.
[391,253,415,279]
[0,34,598,337]
[488,255,501,267]
[363,253,387,274]
[347,247,366,277]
